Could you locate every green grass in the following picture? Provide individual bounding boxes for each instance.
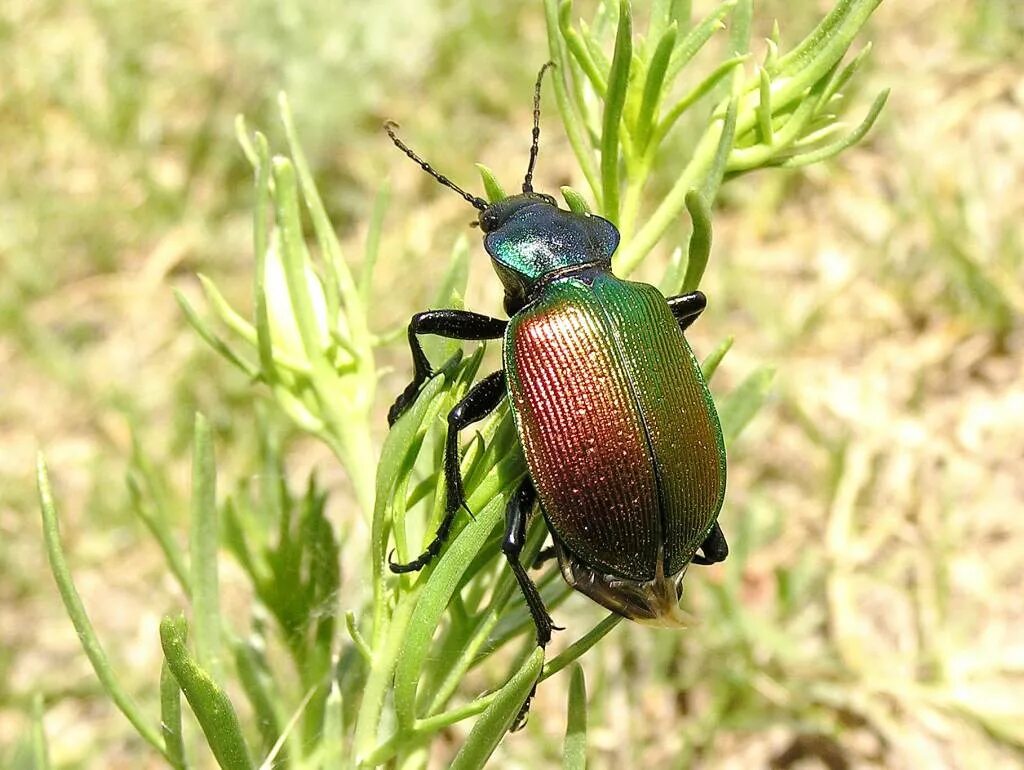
[4,0,1023,768]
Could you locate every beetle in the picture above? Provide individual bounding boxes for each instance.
[385,62,727,687]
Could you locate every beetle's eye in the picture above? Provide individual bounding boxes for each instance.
[479,211,497,232]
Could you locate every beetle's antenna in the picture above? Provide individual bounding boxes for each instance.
[522,61,555,194]
[384,121,488,211]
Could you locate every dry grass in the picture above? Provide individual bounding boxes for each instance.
[1,0,1021,768]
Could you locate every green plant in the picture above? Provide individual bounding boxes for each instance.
[36,0,885,766]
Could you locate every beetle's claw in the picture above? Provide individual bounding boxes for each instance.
[387,548,423,574]
[386,398,408,427]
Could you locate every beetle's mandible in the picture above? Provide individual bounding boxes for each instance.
[384,62,728,722]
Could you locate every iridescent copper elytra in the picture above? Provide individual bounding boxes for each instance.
[385,62,727,722]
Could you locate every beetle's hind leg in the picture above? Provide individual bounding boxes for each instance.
[388,309,507,425]
[503,476,561,730]
[389,370,507,574]
[666,290,707,333]
[691,522,729,566]
[503,477,559,647]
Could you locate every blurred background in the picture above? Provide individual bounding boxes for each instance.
[1,0,1022,767]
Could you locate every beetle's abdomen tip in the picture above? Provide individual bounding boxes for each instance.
[557,544,697,628]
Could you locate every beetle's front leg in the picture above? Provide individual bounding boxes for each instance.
[389,370,507,573]
[388,309,507,425]
[666,290,707,333]
[691,521,729,566]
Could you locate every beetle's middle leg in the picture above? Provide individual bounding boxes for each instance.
[389,309,507,425]
[389,370,507,574]
[691,522,729,565]
[666,290,707,332]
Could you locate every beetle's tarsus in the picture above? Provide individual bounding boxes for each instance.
[392,371,508,573]
[511,665,545,732]
[387,510,458,573]
[387,378,428,426]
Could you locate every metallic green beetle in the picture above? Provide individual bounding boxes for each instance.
[386,63,727,664]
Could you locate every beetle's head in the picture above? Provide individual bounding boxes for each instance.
[384,63,621,315]
[478,192,556,233]
[481,195,618,313]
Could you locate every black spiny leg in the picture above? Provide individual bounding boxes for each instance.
[666,290,707,333]
[503,476,560,730]
[503,478,557,648]
[388,309,507,426]
[691,522,729,566]
[389,371,507,574]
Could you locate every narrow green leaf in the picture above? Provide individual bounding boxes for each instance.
[392,461,523,729]
[635,23,677,151]
[476,164,508,203]
[160,616,254,770]
[126,470,191,595]
[345,611,372,662]
[719,367,775,444]
[781,89,889,168]
[768,0,882,115]
[563,665,587,770]
[659,246,686,296]
[600,0,632,221]
[757,67,774,145]
[449,649,545,770]
[175,291,259,379]
[234,115,258,169]
[822,42,873,107]
[699,97,738,205]
[319,680,344,770]
[701,336,734,382]
[278,93,368,347]
[560,3,608,96]
[272,158,324,360]
[160,661,187,770]
[234,641,285,757]
[655,54,747,142]
[30,693,51,770]
[189,413,222,678]
[681,190,712,292]
[726,89,820,172]
[251,132,275,380]
[433,236,471,309]
[36,455,168,757]
[647,0,671,48]
[729,0,753,56]
[544,0,602,199]
[196,275,258,346]
[771,0,865,75]
[543,614,622,680]
[358,182,390,307]
[664,0,735,83]
[764,32,780,71]
[561,186,592,214]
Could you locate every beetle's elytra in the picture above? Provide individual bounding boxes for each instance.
[385,62,727,721]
